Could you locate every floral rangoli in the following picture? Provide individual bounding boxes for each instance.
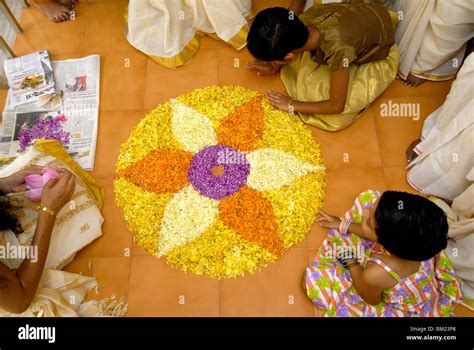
[114,86,326,278]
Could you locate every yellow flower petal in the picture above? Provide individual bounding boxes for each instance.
[246,148,323,191]
[158,185,219,256]
[166,218,277,278]
[171,99,217,153]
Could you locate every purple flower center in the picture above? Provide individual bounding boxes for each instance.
[188,145,250,200]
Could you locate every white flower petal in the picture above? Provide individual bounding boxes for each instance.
[157,185,219,256]
[171,99,217,153]
[247,148,321,191]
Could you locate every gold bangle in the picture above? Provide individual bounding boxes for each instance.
[288,98,294,113]
[37,204,56,217]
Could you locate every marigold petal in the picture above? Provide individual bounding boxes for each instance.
[116,149,193,194]
[219,186,284,256]
[217,95,264,152]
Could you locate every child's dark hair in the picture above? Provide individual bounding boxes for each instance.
[247,7,309,62]
[374,191,448,262]
[0,196,23,234]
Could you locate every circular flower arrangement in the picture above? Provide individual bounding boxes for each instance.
[114,86,326,278]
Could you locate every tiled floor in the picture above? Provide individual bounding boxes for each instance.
[7,0,473,317]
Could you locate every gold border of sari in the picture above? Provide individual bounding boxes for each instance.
[33,140,104,209]
[398,70,456,82]
[226,23,249,50]
[407,69,456,82]
[205,23,249,50]
[123,4,200,69]
[147,36,201,69]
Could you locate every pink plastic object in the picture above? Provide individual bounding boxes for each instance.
[25,167,60,201]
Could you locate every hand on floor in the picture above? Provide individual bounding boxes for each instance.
[245,61,279,76]
[316,210,341,230]
[265,90,292,111]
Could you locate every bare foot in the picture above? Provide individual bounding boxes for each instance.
[401,73,426,87]
[58,0,79,8]
[27,0,71,23]
[406,138,421,164]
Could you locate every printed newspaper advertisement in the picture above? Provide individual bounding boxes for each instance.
[4,50,55,108]
[0,55,100,170]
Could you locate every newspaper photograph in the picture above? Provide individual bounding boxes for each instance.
[3,50,55,108]
[0,55,100,170]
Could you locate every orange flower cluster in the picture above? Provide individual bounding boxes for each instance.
[217,95,264,152]
[116,149,192,193]
[219,186,284,257]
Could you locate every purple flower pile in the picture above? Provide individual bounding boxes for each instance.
[18,114,70,151]
[188,144,250,200]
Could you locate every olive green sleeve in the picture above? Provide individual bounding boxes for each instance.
[325,45,357,70]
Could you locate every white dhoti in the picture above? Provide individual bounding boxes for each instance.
[407,53,474,201]
[125,0,252,68]
[392,0,474,81]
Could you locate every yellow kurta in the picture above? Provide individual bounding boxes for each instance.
[281,3,399,131]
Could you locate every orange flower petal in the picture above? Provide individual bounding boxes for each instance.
[116,149,193,193]
[218,186,284,256]
[217,95,264,152]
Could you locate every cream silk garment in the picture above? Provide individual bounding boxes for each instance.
[432,183,474,311]
[125,0,251,68]
[391,0,474,81]
[0,141,125,317]
[407,53,474,201]
[409,54,474,308]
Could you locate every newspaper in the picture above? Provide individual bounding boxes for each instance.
[4,50,55,108]
[0,55,100,170]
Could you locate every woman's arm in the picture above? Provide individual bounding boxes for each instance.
[0,211,56,313]
[0,170,75,313]
[265,67,350,114]
[292,67,349,114]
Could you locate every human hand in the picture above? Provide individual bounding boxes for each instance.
[245,61,279,76]
[40,169,75,213]
[0,166,45,194]
[265,90,293,111]
[316,209,341,229]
